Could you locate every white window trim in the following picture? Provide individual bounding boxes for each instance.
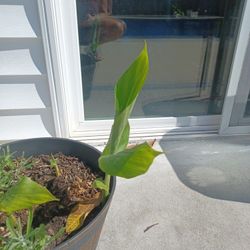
[39,0,249,142]
[37,0,64,137]
[219,0,250,134]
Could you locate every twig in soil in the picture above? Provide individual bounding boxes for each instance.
[143,223,159,233]
[49,155,61,177]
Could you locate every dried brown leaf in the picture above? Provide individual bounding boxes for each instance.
[66,192,102,234]
[127,139,156,149]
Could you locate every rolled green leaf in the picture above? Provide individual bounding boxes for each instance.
[115,42,149,114]
[99,143,162,179]
[103,42,149,155]
[0,176,58,214]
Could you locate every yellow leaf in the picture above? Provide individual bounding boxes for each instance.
[66,192,102,234]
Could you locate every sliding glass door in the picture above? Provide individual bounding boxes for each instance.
[76,0,245,121]
[229,35,250,127]
[42,0,249,140]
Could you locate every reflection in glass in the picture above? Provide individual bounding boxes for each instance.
[229,36,250,126]
[76,0,245,120]
[244,94,250,117]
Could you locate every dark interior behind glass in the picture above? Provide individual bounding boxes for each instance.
[76,0,245,120]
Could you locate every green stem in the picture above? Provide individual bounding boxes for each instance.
[10,214,17,225]
[104,174,110,198]
[54,164,61,177]
[26,208,33,236]
[6,215,18,237]
[91,16,101,53]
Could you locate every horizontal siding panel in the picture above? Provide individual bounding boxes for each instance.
[0,110,55,140]
[0,0,56,141]
[0,48,42,76]
[0,83,48,110]
[0,0,41,38]
[0,40,47,75]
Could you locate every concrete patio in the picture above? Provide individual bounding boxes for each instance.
[97,135,250,250]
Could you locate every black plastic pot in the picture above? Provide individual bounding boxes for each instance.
[1,137,116,250]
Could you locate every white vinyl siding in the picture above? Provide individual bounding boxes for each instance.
[0,0,56,142]
[0,4,38,38]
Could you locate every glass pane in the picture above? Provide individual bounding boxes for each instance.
[229,36,250,126]
[244,93,250,117]
[76,0,245,120]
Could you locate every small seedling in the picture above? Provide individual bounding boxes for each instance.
[2,211,64,250]
[0,149,37,195]
[0,176,60,249]
[0,147,18,194]
[17,154,35,170]
[49,155,61,177]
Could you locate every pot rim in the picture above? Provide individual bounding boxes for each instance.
[1,137,116,248]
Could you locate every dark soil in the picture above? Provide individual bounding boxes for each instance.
[0,153,103,249]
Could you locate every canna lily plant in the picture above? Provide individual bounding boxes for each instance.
[0,42,162,246]
[98,42,162,191]
[66,42,162,233]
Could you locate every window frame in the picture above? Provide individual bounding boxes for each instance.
[40,0,250,142]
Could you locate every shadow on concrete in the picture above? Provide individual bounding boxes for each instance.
[159,135,250,203]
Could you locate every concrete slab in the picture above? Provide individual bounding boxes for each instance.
[97,136,250,250]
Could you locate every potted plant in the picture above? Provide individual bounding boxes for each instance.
[0,43,162,250]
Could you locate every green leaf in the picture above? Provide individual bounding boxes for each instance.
[115,42,149,114]
[0,176,58,214]
[93,178,109,194]
[103,42,149,155]
[99,142,162,179]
